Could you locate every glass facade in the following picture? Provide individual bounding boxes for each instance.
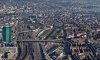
[2,26,12,44]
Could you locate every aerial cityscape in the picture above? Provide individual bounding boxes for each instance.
[0,0,100,60]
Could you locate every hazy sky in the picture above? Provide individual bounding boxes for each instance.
[0,0,100,11]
